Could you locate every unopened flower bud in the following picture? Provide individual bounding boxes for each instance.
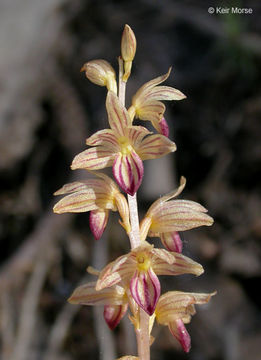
[121,24,136,81]
[121,25,136,62]
[81,60,117,93]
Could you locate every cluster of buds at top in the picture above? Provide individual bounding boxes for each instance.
[53,24,216,356]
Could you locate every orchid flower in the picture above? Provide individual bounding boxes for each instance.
[68,281,128,330]
[71,91,176,195]
[155,291,216,352]
[128,68,186,135]
[53,172,130,239]
[96,241,203,316]
[140,177,214,252]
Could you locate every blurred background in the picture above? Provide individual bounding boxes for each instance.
[1,0,261,359]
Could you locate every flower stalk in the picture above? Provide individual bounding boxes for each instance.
[53,24,216,360]
[119,55,150,360]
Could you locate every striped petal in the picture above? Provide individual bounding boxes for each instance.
[106,91,132,136]
[156,291,216,322]
[53,189,99,213]
[143,86,186,102]
[169,319,191,353]
[68,282,126,306]
[136,134,176,160]
[136,100,165,123]
[89,209,109,240]
[148,177,186,214]
[96,254,135,291]
[160,232,183,253]
[130,268,160,315]
[150,200,214,233]
[153,252,203,277]
[133,68,172,103]
[124,126,151,147]
[86,129,120,152]
[71,146,115,170]
[113,151,144,195]
[104,304,128,330]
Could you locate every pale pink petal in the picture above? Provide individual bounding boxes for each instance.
[136,134,176,160]
[86,129,120,152]
[71,146,115,170]
[143,86,186,101]
[153,252,203,277]
[150,200,214,233]
[136,100,165,122]
[104,304,128,330]
[89,209,109,240]
[169,319,191,353]
[151,248,175,264]
[130,269,160,315]
[132,68,172,103]
[124,126,151,147]
[96,254,135,291]
[113,151,144,195]
[53,190,99,214]
[68,282,125,306]
[106,91,132,136]
[160,232,183,253]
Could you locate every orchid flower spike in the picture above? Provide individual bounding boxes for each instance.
[128,68,186,135]
[53,172,130,239]
[140,176,214,252]
[71,91,176,195]
[155,291,216,352]
[96,241,203,316]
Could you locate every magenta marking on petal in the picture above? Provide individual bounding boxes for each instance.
[130,270,160,316]
[176,319,191,353]
[159,117,169,137]
[161,232,183,253]
[89,211,108,240]
[103,304,128,330]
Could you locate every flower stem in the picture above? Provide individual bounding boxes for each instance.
[118,56,150,360]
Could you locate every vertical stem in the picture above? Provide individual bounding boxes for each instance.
[118,57,150,360]
[127,193,141,249]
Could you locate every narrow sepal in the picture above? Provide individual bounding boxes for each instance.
[113,151,144,195]
[104,304,128,330]
[106,92,132,136]
[148,176,186,214]
[160,232,183,253]
[71,146,115,170]
[130,268,160,315]
[89,209,109,240]
[133,68,172,103]
[169,319,191,353]
[137,134,176,160]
